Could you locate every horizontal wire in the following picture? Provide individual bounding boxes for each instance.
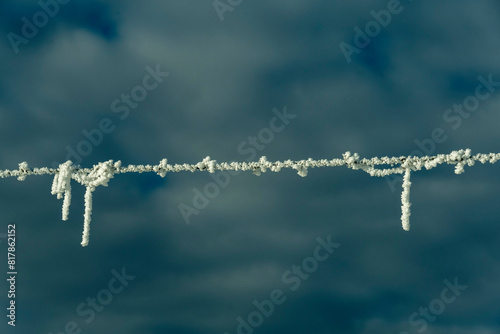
[0,149,498,247]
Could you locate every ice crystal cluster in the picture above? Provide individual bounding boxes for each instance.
[1,149,499,246]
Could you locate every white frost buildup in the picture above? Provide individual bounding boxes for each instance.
[51,161,74,221]
[401,167,412,231]
[157,159,168,178]
[17,162,29,181]
[295,164,308,177]
[2,149,500,247]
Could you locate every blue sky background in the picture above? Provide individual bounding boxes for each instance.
[1,1,500,333]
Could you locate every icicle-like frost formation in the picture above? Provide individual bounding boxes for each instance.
[2,149,500,247]
[82,187,93,247]
[51,161,74,221]
[73,160,120,246]
[401,167,412,231]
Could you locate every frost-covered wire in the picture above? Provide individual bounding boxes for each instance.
[0,149,499,246]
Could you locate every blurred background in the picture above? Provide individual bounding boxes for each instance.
[1,0,500,333]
